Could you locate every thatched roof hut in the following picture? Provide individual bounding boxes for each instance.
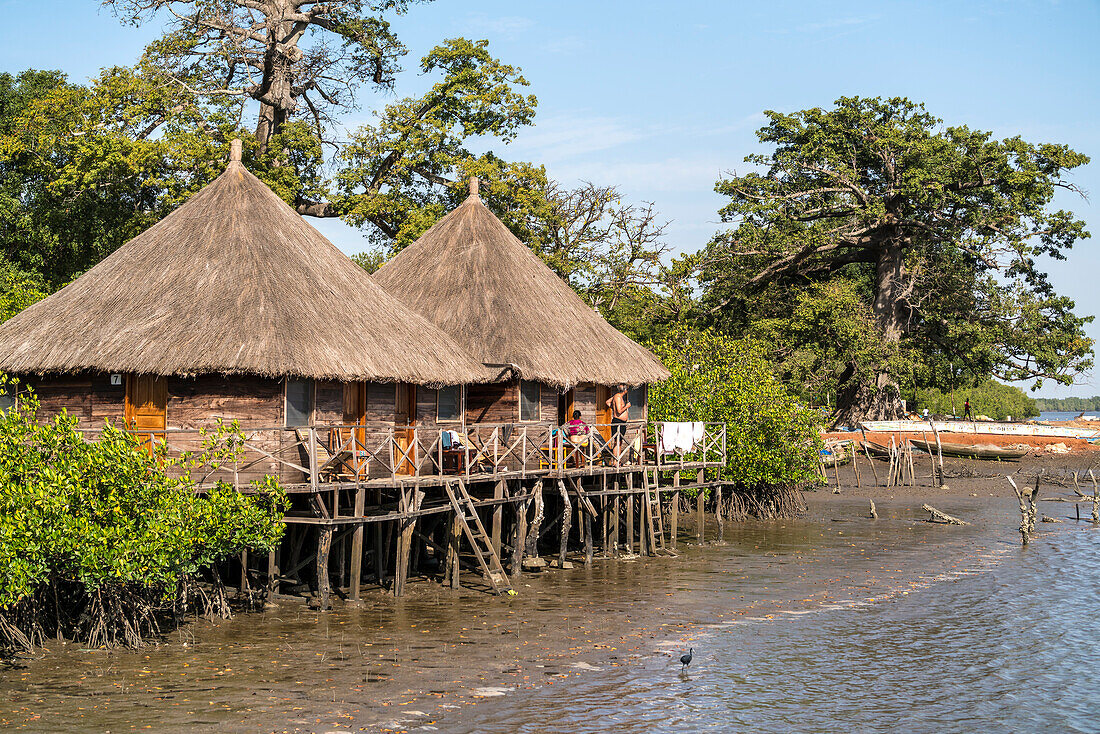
[373,181,670,389]
[0,143,485,385]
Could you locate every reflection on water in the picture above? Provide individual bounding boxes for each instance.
[443,499,1100,733]
[3,498,1095,732]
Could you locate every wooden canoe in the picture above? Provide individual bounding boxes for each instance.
[908,439,1028,461]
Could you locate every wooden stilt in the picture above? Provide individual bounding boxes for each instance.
[240,550,249,594]
[611,487,621,558]
[393,488,425,597]
[511,486,528,578]
[491,480,505,559]
[445,510,462,588]
[523,479,546,569]
[349,487,365,601]
[557,479,572,568]
[696,469,705,542]
[317,527,333,610]
[715,483,724,538]
[670,470,680,550]
[267,548,278,597]
[626,478,635,557]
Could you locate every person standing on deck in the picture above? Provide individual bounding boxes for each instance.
[963,398,973,420]
[606,384,631,464]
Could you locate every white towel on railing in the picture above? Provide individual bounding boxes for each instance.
[675,423,694,453]
[691,422,705,449]
[660,422,679,454]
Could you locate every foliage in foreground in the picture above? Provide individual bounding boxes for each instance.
[0,386,286,651]
[915,379,1039,420]
[648,329,823,494]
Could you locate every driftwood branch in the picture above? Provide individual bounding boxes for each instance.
[921,504,969,525]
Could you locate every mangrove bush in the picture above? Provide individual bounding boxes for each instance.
[0,385,286,652]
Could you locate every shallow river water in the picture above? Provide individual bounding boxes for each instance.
[2,496,1097,733]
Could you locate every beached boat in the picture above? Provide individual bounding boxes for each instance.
[860,420,1100,440]
[908,439,1029,461]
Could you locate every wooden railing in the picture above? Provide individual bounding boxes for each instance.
[75,420,728,488]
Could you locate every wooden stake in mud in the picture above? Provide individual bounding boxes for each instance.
[1006,476,1037,544]
[525,480,544,566]
[1089,470,1100,525]
[832,446,842,493]
[445,510,462,589]
[869,499,878,519]
[922,431,935,485]
[511,489,529,578]
[715,483,725,538]
[862,440,881,486]
[851,441,861,488]
[625,476,635,556]
[349,487,366,601]
[928,420,945,487]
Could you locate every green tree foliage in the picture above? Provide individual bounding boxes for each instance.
[0,384,286,650]
[915,379,1038,420]
[702,96,1093,424]
[1032,396,1100,413]
[648,329,823,491]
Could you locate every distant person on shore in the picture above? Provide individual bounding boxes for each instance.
[963,399,973,420]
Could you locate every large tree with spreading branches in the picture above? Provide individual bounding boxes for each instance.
[701,96,1092,424]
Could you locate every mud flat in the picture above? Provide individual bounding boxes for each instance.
[1,454,1089,732]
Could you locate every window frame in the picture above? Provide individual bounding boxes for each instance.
[518,380,541,422]
[284,377,315,428]
[627,384,646,421]
[436,384,464,423]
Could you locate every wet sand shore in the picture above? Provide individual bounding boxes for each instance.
[1,453,1090,733]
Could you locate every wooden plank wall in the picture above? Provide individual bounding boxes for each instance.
[466,382,516,423]
[574,383,598,424]
[167,375,284,484]
[25,373,126,426]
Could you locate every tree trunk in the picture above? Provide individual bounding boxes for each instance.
[834,239,908,426]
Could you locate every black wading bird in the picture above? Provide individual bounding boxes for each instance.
[680,647,694,672]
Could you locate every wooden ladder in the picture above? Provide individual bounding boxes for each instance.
[444,479,512,595]
[644,467,668,554]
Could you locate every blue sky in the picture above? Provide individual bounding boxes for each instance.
[4,0,1099,397]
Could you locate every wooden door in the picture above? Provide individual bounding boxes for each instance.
[557,388,576,426]
[126,374,167,452]
[595,384,613,443]
[394,382,417,475]
[343,382,367,476]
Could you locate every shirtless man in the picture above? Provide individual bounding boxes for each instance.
[606,384,631,463]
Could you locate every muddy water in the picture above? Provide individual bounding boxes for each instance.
[2,497,1093,732]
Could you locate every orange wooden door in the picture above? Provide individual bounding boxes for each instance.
[126,374,167,452]
[342,382,367,476]
[595,385,613,443]
[394,382,417,475]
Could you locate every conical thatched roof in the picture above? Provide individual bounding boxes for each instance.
[0,150,485,385]
[373,185,670,389]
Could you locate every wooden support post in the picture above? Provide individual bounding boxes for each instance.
[393,487,425,597]
[511,487,529,578]
[612,483,621,559]
[670,470,681,550]
[317,527,333,610]
[715,484,724,538]
[557,479,572,568]
[583,510,593,565]
[696,469,705,542]
[626,478,635,557]
[267,548,278,597]
[491,480,505,559]
[524,480,545,567]
[349,488,366,601]
[928,420,945,487]
[240,550,249,594]
[601,494,609,557]
[445,510,462,589]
